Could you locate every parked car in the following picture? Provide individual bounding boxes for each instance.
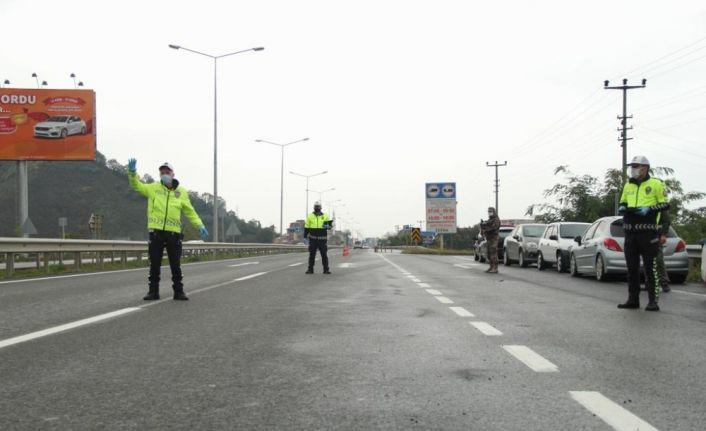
[569,216,689,283]
[33,115,87,138]
[504,224,548,267]
[479,226,514,263]
[537,222,590,272]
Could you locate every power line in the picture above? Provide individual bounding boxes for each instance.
[621,35,706,77]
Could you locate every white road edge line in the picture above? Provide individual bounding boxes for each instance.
[418,283,431,288]
[435,296,454,304]
[569,391,659,431]
[288,262,304,267]
[0,308,140,350]
[425,289,442,295]
[671,289,706,298]
[469,321,503,336]
[503,345,558,372]
[235,272,268,282]
[449,306,474,317]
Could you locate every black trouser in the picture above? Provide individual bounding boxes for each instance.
[308,238,329,271]
[148,230,183,294]
[624,231,661,304]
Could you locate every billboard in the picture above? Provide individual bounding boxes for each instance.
[426,182,457,234]
[0,88,96,160]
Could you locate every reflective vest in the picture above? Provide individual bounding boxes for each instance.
[129,172,204,233]
[619,176,669,231]
[305,212,330,239]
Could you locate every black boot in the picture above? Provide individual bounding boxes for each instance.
[173,291,189,301]
[617,301,640,309]
[323,269,332,274]
[645,302,660,311]
[305,269,314,274]
[143,291,160,300]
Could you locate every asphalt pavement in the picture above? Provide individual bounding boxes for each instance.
[1,249,705,430]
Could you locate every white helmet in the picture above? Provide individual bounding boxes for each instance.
[628,155,650,166]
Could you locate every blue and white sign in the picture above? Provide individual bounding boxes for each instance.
[426,182,457,234]
[426,182,456,199]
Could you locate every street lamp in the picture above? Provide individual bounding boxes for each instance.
[0,79,9,88]
[31,73,47,88]
[290,170,328,218]
[256,137,309,235]
[309,187,336,202]
[169,43,264,242]
[70,73,84,89]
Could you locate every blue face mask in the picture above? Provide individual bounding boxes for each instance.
[160,174,173,185]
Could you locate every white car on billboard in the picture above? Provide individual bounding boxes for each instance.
[34,115,86,139]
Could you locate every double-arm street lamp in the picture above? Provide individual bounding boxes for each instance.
[256,137,309,235]
[290,170,328,218]
[169,43,264,241]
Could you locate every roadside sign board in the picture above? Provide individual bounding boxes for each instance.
[426,182,457,234]
[422,231,435,245]
[0,88,96,160]
[410,227,421,242]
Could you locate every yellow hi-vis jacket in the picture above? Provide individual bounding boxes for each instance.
[129,172,204,233]
[619,175,670,232]
[304,212,330,240]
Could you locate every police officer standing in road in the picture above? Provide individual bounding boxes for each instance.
[617,155,670,312]
[128,159,209,300]
[481,207,501,273]
[304,201,332,274]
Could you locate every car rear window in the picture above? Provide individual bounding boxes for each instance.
[560,224,589,238]
[523,225,546,237]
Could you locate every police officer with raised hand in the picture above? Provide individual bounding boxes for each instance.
[128,159,209,301]
[617,155,670,312]
[304,201,332,274]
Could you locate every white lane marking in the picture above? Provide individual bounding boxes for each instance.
[406,275,416,278]
[289,262,304,267]
[469,321,503,336]
[454,256,475,261]
[570,391,659,431]
[454,264,473,269]
[425,289,442,295]
[503,345,558,372]
[400,272,410,275]
[0,308,140,350]
[410,278,421,283]
[0,254,299,285]
[338,263,352,268]
[449,306,474,317]
[234,272,268,282]
[418,283,431,288]
[228,262,259,267]
[435,296,454,304]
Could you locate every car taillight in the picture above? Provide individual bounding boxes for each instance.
[604,238,623,252]
[675,240,686,253]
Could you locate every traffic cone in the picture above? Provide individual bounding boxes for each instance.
[343,245,350,257]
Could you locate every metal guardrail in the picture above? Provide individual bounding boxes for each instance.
[686,244,702,259]
[0,238,306,278]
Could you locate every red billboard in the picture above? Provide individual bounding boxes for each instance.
[0,88,96,160]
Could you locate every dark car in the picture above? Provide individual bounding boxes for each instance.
[479,226,514,263]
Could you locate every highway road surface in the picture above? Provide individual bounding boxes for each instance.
[1,249,705,430]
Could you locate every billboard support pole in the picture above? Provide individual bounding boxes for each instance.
[17,161,29,238]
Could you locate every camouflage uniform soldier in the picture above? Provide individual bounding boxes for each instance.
[481,207,501,273]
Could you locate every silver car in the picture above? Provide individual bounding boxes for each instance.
[537,222,590,272]
[569,216,689,283]
[504,224,548,267]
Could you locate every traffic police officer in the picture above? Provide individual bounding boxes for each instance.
[480,207,501,273]
[617,155,670,311]
[304,201,332,274]
[128,159,209,300]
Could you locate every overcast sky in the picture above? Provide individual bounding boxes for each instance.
[2,0,706,237]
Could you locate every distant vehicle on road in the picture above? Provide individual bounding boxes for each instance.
[569,216,689,283]
[478,226,514,263]
[33,115,87,138]
[504,224,548,267]
[353,240,362,249]
[537,222,590,272]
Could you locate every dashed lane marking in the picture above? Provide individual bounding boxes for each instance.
[228,262,259,267]
[289,262,304,267]
[449,306,474,317]
[469,321,503,336]
[569,391,659,431]
[503,345,558,373]
[417,283,431,288]
[410,278,421,283]
[425,289,442,295]
[235,272,268,282]
[0,308,140,350]
[453,264,473,269]
[435,296,454,304]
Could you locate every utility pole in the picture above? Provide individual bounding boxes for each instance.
[486,161,507,215]
[604,79,646,180]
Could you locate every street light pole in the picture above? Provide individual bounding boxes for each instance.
[256,138,309,235]
[290,170,328,219]
[169,44,264,242]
